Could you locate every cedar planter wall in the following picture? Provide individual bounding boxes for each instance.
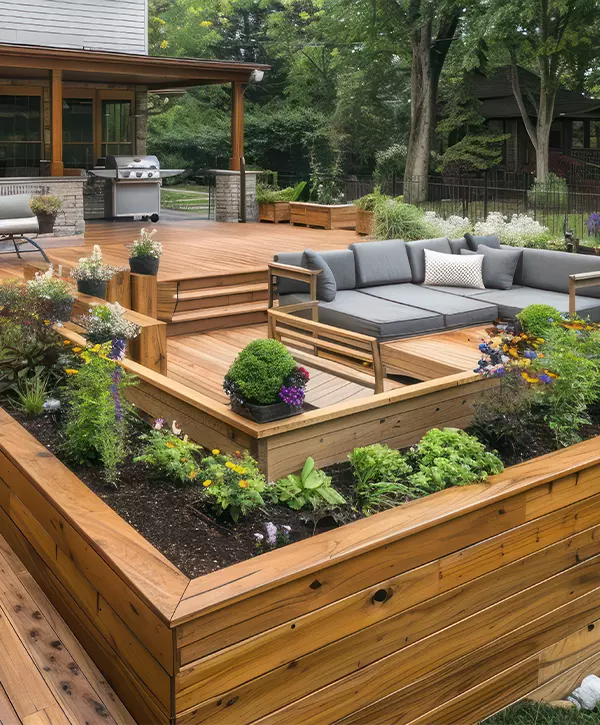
[3,406,600,724]
[290,202,357,230]
[355,208,374,235]
[259,201,291,223]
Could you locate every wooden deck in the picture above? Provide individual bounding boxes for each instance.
[0,534,133,725]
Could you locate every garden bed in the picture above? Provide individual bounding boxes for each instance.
[259,201,291,223]
[289,201,357,229]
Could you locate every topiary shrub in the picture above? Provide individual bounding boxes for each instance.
[517,304,562,337]
[224,339,298,405]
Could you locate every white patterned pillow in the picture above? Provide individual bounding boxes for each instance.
[423,248,485,289]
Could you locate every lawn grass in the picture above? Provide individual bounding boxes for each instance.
[482,701,599,724]
[161,188,209,212]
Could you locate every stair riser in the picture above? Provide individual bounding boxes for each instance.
[167,310,268,336]
[177,271,267,291]
[176,290,268,312]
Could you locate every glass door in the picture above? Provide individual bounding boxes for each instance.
[62,97,94,170]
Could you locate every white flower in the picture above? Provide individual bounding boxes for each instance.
[265,522,278,547]
[474,212,551,248]
[424,211,472,238]
[79,301,141,341]
[129,228,163,259]
[254,533,264,542]
[281,525,291,533]
[42,398,61,412]
[171,420,182,435]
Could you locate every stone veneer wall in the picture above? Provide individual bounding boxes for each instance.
[214,172,259,223]
[0,178,85,236]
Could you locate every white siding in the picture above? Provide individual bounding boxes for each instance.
[0,0,148,54]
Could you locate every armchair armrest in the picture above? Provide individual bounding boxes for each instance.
[267,262,322,308]
[568,270,600,316]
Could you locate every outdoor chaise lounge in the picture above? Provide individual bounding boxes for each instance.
[0,193,49,263]
[270,235,600,341]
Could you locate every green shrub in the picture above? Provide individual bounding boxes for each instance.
[528,173,568,212]
[272,457,346,511]
[517,304,563,337]
[200,450,266,522]
[353,187,389,212]
[372,198,436,241]
[407,428,504,496]
[14,374,47,416]
[30,194,62,215]
[224,339,297,405]
[348,444,412,514]
[135,419,202,483]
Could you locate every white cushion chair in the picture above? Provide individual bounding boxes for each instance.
[0,193,49,263]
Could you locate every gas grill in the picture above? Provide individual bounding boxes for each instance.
[88,155,183,221]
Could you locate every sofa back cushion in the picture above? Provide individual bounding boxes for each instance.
[274,252,307,294]
[349,239,411,288]
[273,248,357,296]
[303,249,336,301]
[405,237,452,283]
[449,238,469,254]
[461,246,523,290]
[514,247,600,297]
[465,233,502,250]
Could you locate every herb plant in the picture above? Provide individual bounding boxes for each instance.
[348,444,412,514]
[272,457,346,511]
[200,450,266,521]
[135,419,201,483]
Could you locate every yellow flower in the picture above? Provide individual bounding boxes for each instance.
[93,344,102,352]
[212,449,220,455]
[202,479,212,487]
[239,480,249,488]
[63,339,72,346]
[44,319,51,325]
[166,442,175,448]
[522,372,539,384]
[200,20,213,27]
[64,368,78,375]
[225,461,235,469]
[189,470,198,480]
[160,39,169,49]
[72,347,82,353]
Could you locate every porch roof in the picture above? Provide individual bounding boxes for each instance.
[0,42,270,89]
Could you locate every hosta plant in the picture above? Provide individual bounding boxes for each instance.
[272,457,346,511]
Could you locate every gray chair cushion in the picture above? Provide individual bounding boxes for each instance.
[474,287,600,321]
[405,237,452,283]
[449,238,470,254]
[461,246,523,290]
[303,249,336,302]
[465,233,502,250]
[319,249,357,290]
[349,239,411,288]
[362,283,498,328]
[421,284,489,297]
[274,252,306,295]
[513,247,600,297]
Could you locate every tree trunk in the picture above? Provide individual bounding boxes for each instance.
[404,23,434,204]
[535,76,557,182]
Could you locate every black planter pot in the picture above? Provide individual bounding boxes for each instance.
[231,398,303,423]
[77,279,107,299]
[36,212,56,235]
[129,256,160,275]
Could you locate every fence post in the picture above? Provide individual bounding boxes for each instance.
[483,170,488,219]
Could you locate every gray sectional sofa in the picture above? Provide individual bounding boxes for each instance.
[273,236,600,340]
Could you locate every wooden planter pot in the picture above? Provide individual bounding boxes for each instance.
[259,201,291,223]
[289,202,357,230]
[3,403,600,725]
[355,208,374,235]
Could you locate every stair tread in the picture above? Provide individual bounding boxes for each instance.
[172,300,268,321]
[177,283,268,301]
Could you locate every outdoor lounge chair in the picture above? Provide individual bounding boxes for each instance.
[0,193,49,263]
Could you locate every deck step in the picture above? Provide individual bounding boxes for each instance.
[168,300,268,336]
[175,283,269,312]
[177,269,268,292]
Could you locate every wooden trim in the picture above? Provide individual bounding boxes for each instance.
[0,84,44,96]
[569,270,600,316]
[267,262,321,309]
[50,69,63,177]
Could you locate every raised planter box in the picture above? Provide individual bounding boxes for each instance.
[259,201,291,223]
[355,207,374,235]
[289,201,357,230]
[3,405,600,724]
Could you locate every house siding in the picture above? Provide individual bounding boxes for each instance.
[0,0,148,54]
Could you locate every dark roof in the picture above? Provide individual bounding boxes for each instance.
[469,67,600,120]
[0,42,270,89]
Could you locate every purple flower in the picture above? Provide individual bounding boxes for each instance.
[523,350,537,359]
[265,522,277,547]
[539,374,552,384]
[588,212,600,237]
[279,384,305,407]
[109,336,126,360]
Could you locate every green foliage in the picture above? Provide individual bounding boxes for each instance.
[272,457,346,511]
[353,187,389,212]
[135,421,202,483]
[30,195,62,215]
[517,305,563,337]
[26,266,74,304]
[129,228,162,259]
[372,198,436,241]
[482,700,598,724]
[63,349,136,486]
[256,181,306,204]
[200,451,266,522]
[348,444,412,514]
[528,173,569,212]
[438,134,510,174]
[224,339,297,405]
[14,374,47,416]
[309,146,345,204]
[407,428,504,496]
[374,144,407,184]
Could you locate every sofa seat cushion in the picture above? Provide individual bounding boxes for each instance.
[279,290,444,339]
[474,287,600,321]
[350,239,412,287]
[362,284,498,327]
[421,284,490,297]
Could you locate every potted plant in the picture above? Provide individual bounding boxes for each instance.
[77,301,141,358]
[257,182,306,224]
[26,264,76,322]
[223,338,309,423]
[30,195,63,234]
[128,228,163,275]
[353,188,388,236]
[69,245,121,299]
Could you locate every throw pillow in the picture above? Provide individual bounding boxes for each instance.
[461,247,522,290]
[423,248,485,289]
[302,249,337,302]
[465,233,501,251]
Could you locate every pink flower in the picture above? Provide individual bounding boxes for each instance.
[153,418,164,430]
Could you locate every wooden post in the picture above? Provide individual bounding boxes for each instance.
[106,270,132,309]
[131,273,158,319]
[229,81,245,171]
[50,69,64,177]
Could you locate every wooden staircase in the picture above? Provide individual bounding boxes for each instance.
[158,269,270,335]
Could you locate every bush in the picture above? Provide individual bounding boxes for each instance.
[199,450,266,522]
[135,419,201,483]
[272,457,346,511]
[224,339,298,405]
[353,187,389,212]
[437,134,509,175]
[474,212,553,248]
[30,195,62,215]
[407,428,504,496]
[517,304,563,337]
[348,443,412,514]
[528,173,568,212]
[372,198,436,241]
[424,211,473,238]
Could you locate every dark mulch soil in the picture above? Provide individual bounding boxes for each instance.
[9,408,361,578]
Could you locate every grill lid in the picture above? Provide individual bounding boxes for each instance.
[105,155,160,170]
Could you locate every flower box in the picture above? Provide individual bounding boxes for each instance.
[289,202,357,230]
[355,208,374,236]
[259,201,291,224]
[3,403,600,725]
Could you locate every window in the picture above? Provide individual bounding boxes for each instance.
[63,98,94,169]
[102,100,133,157]
[572,120,585,148]
[590,121,600,149]
[0,95,41,176]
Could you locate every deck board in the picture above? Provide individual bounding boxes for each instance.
[0,534,134,725]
